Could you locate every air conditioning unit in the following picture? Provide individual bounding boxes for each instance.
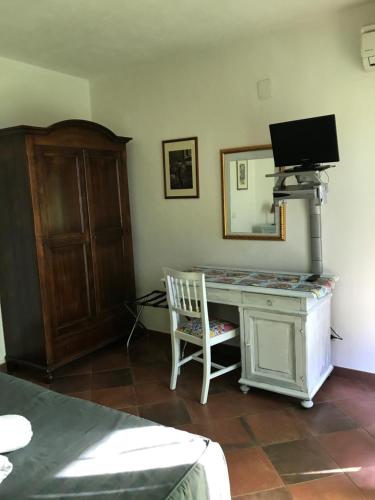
[361,25,375,71]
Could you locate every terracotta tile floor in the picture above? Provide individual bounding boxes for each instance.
[6,331,375,499]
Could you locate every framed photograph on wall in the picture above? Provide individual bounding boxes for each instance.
[162,137,199,198]
[237,160,248,190]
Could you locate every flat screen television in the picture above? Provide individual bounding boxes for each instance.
[269,114,339,169]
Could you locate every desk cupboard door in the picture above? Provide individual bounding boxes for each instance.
[243,309,305,390]
[33,146,95,345]
[84,149,133,316]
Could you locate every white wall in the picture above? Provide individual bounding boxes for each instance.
[90,2,375,373]
[0,56,91,128]
[0,56,91,363]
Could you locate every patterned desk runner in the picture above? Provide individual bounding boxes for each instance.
[188,267,336,299]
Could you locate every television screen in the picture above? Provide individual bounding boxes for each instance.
[269,114,339,168]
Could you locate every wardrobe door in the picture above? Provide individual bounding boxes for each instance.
[34,146,96,343]
[84,149,133,317]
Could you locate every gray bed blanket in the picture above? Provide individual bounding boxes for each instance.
[0,372,230,499]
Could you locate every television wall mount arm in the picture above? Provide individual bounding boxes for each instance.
[266,166,334,277]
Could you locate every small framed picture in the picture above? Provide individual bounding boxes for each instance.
[237,160,248,190]
[162,137,199,198]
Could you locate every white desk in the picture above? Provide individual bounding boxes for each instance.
[189,266,337,408]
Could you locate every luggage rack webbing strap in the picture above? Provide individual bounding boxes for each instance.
[124,290,168,308]
[124,290,168,350]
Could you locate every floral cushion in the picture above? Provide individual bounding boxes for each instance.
[177,319,237,338]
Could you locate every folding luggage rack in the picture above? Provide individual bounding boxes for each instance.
[124,290,168,349]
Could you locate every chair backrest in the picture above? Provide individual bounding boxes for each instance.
[163,267,210,338]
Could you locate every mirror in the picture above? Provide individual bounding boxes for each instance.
[221,145,286,240]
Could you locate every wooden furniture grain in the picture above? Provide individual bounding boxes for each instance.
[163,268,240,404]
[0,120,135,378]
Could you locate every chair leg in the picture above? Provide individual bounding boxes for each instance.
[200,345,211,404]
[170,336,180,391]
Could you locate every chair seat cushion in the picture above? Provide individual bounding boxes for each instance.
[177,319,237,338]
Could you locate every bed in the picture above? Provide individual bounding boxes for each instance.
[0,372,231,499]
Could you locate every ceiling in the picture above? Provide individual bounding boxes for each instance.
[0,0,368,79]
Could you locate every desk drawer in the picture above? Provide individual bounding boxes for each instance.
[206,287,241,304]
[241,292,302,312]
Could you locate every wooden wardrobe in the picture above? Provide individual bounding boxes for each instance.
[0,120,135,378]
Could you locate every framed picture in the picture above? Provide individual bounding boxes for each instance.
[237,160,248,190]
[162,137,199,198]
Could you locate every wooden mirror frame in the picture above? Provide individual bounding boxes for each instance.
[220,144,286,241]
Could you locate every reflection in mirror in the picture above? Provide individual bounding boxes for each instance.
[221,145,286,240]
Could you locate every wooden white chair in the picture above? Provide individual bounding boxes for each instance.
[163,267,241,404]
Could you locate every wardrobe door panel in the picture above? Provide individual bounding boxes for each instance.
[35,147,87,237]
[94,233,126,312]
[34,146,96,340]
[47,242,93,333]
[85,150,131,314]
[85,153,122,230]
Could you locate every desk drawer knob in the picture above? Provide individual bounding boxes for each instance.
[266,299,273,306]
